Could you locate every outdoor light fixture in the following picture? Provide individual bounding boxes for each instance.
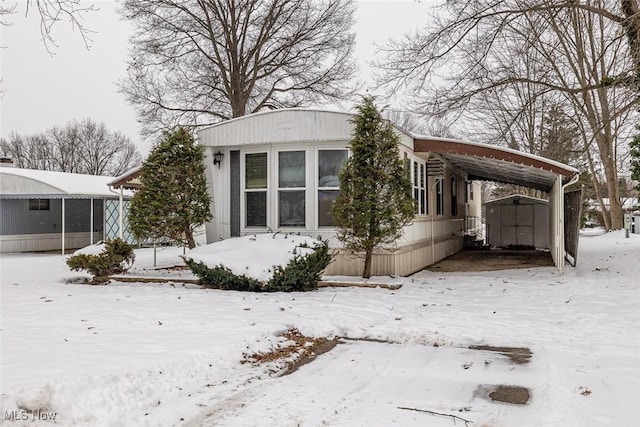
[213,151,224,169]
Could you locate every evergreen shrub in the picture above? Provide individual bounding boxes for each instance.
[185,240,331,292]
[66,238,135,283]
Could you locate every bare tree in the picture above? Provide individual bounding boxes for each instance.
[0,118,142,176]
[119,0,359,136]
[1,1,96,52]
[383,108,456,137]
[377,0,638,229]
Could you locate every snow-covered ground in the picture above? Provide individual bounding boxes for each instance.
[1,230,639,426]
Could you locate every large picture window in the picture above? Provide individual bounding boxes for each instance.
[318,149,347,227]
[278,151,305,227]
[244,152,267,227]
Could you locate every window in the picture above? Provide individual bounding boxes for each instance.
[29,199,50,211]
[451,175,458,216]
[318,149,347,226]
[410,159,427,215]
[278,151,305,227]
[244,153,267,227]
[436,178,444,216]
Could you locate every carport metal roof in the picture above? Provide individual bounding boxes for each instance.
[0,167,131,199]
[414,137,579,192]
[108,166,142,190]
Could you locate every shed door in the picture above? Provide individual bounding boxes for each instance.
[501,204,534,247]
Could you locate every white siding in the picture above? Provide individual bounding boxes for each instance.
[199,110,353,147]
[198,109,414,148]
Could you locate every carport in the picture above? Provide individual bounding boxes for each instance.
[414,137,580,271]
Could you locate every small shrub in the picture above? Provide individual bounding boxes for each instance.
[185,239,331,292]
[66,239,135,283]
[265,241,332,292]
[184,260,263,291]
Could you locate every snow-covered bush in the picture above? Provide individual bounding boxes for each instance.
[265,241,331,291]
[184,234,331,292]
[66,239,135,283]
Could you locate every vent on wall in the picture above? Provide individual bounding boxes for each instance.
[427,157,446,178]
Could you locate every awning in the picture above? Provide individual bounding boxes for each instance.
[414,137,579,192]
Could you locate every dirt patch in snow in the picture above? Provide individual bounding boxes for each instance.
[427,249,554,272]
[242,328,340,376]
[469,345,532,364]
[476,384,531,405]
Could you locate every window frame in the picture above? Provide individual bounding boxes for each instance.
[29,199,50,211]
[435,178,444,216]
[242,150,269,229]
[451,175,458,217]
[316,147,349,228]
[277,149,307,228]
[408,156,427,216]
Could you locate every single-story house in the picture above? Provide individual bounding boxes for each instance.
[197,109,579,275]
[0,166,133,253]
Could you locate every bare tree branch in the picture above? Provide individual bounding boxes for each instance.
[376,0,638,229]
[119,0,360,137]
[0,118,142,176]
[1,1,97,52]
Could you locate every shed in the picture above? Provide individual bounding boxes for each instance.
[0,167,132,253]
[485,195,549,249]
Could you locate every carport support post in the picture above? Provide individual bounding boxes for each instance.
[61,198,66,255]
[118,186,124,239]
[90,198,94,245]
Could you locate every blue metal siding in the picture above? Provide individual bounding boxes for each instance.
[0,199,104,235]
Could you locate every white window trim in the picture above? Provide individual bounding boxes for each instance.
[276,148,309,229]
[315,146,349,229]
[238,144,349,234]
[407,155,427,217]
[241,150,270,230]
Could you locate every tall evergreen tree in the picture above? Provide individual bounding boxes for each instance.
[129,128,212,249]
[333,97,415,278]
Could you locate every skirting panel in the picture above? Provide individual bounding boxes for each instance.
[0,232,102,253]
[324,235,463,277]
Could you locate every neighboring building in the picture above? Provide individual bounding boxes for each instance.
[0,168,132,253]
[198,109,579,275]
[107,167,142,244]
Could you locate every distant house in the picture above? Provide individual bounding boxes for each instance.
[198,109,579,275]
[0,167,133,253]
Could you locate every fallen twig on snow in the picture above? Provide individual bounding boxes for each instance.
[397,406,473,426]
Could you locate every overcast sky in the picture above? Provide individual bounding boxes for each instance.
[0,0,433,155]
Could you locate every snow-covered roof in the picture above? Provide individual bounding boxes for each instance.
[0,167,132,199]
[109,166,143,190]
